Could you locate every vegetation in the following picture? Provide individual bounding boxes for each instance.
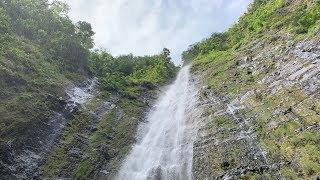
[0,0,95,141]
[186,0,320,179]
[89,48,177,97]
[0,0,176,139]
[183,0,320,63]
[0,0,177,178]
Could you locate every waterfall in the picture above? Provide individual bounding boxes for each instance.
[117,65,199,180]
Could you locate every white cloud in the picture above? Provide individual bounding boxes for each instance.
[63,0,252,64]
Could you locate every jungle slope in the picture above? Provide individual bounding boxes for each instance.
[0,1,94,178]
[0,1,177,179]
[183,0,320,179]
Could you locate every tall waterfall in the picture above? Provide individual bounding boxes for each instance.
[117,65,199,180]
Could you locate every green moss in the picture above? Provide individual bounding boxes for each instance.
[90,109,116,145]
[300,144,320,176]
[43,110,96,177]
[291,131,320,147]
[44,147,68,177]
[279,141,295,160]
[270,121,299,139]
[239,172,273,180]
[215,115,236,129]
[281,167,299,179]
[72,160,94,180]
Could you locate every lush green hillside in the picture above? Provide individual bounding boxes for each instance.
[0,0,93,154]
[0,0,177,179]
[185,0,320,179]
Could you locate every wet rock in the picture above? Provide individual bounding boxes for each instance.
[0,141,14,165]
[221,161,230,170]
[46,94,68,111]
[1,78,99,179]
[106,134,113,140]
[147,166,163,180]
[88,125,98,132]
[75,133,89,145]
[69,148,83,158]
[294,40,320,61]
[58,97,68,107]
[0,141,17,179]
[284,107,293,115]
[141,81,157,90]
[95,100,116,118]
[116,107,125,120]
[193,88,277,179]
[99,169,109,176]
[0,72,28,88]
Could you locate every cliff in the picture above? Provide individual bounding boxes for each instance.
[185,0,320,179]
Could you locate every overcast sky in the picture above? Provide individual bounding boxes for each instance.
[63,0,252,64]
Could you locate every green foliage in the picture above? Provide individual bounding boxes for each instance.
[293,1,320,34]
[88,50,114,76]
[100,73,126,92]
[75,21,95,49]
[183,0,320,63]
[198,33,229,54]
[183,0,287,62]
[182,32,229,63]
[128,57,175,85]
[1,0,94,73]
[0,0,94,166]
[89,48,177,95]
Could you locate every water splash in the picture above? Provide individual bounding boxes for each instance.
[67,78,98,110]
[117,65,199,180]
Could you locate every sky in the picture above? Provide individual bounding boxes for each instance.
[63,0,253,64]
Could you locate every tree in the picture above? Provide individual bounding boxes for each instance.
[49,0,69,17]
[182,44,200,64]
[162,48,171,62]
[89,49,114,76]
[76,21,94,49]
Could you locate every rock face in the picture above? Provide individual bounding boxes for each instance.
[193,88,279,179]
[0,78,97,179]
[191,35,320,179]
[41,83,160,179]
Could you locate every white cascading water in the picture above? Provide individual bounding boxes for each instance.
[117,65,199,180]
